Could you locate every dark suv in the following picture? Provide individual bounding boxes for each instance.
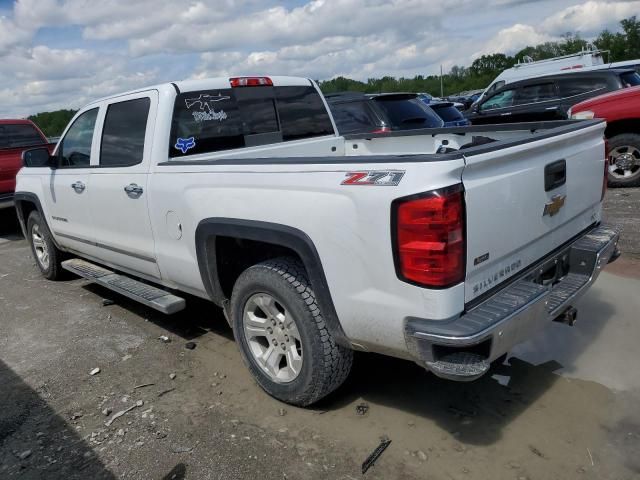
[325,92,444,134]
[465,69,640,125]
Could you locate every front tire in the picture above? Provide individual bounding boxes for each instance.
[230,257,353,406]
[607,133,640,187]
[27,211,65,280]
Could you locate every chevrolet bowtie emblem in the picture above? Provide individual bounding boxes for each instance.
[543,194,566,217]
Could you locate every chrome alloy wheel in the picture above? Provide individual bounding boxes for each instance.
[609,145,640,180]
[242,293,303,383]
[31,224,50,270]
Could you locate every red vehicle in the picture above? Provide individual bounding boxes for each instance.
[570,86,640,187]
[0,120,52,209]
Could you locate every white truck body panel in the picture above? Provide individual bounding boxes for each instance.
[15,75,615,368]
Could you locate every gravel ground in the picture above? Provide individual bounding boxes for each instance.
[603,187,640,259]
[1,189,639,480]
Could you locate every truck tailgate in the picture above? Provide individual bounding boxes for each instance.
[462,121,606,304]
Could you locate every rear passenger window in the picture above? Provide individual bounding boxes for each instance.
[621,71,640,87]
[516,83,556,104]
[100,98,150,167]
[275,86,334,141]
[558,78,608,97]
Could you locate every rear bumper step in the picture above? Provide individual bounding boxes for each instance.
[62,259,186,314]
[405,224,619,381]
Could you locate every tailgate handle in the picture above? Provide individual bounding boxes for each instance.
[545,160,566,192]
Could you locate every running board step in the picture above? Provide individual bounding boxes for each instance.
[62,258,186,314]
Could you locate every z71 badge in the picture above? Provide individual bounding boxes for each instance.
[341,170,405,186]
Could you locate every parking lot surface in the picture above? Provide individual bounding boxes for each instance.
[1,190,639,480]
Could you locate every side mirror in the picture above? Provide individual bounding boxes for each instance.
[22,147,56,168]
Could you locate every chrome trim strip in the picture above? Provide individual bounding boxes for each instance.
[54,231,157,263]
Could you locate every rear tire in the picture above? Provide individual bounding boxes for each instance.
[230,257,353,406]
[607,133,640,187]
[27,211,65,280]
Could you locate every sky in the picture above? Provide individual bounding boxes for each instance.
[1,0,639,117]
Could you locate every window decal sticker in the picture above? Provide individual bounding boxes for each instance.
[185,94,229,122]
[175,137,196,154]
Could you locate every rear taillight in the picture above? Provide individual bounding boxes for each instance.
[371,127,391,134]
[392,185,465,288]
[229,76,273,87]
[602,137,609,201]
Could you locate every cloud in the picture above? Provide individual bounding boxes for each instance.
[474,24,555,57]
[541,0,640,35]
[0,45,158,117]
[1,0,639,116]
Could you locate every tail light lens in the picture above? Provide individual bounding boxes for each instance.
[392,185,465,288]
[372,127,391,134]
[602,137,609,201]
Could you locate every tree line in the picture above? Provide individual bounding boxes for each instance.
[23,16,640,136]
[319,16,640,96]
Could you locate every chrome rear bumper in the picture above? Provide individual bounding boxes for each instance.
[405,224,620,380]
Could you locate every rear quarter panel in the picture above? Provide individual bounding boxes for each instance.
[148,159,466,357]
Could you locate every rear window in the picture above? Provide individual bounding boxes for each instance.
[171,88,244,157]
[621,71,640,87]
[558,77,608,97]
[430,104,464,122]
[170,84,334,157]
[328,101,378,134]
[373,97,444,129]
[0,123,46,149]
[274,86,334,141]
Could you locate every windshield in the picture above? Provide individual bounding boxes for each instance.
[373,97,444,129]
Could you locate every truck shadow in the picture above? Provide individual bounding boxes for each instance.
[79,265,615,447]
[82,283,233,343]
[0,208,23,240]
[318,289,616,446]
[0,359,116,479]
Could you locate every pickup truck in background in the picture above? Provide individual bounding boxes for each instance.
[570,85,640,187]
[0,119,51,209]
[15,76,619,406]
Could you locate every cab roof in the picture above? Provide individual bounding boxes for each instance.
[85,76,314,108]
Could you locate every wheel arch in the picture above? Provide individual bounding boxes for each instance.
[195,218,349,347]
[604,118,640,139]
[14,192,62,249]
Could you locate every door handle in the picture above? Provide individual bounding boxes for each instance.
[71,181,85,193]
[500,112,512,116]
[545,106,558,110]
[124,183,144,196]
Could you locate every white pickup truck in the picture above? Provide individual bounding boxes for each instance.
[15,76,619,406]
